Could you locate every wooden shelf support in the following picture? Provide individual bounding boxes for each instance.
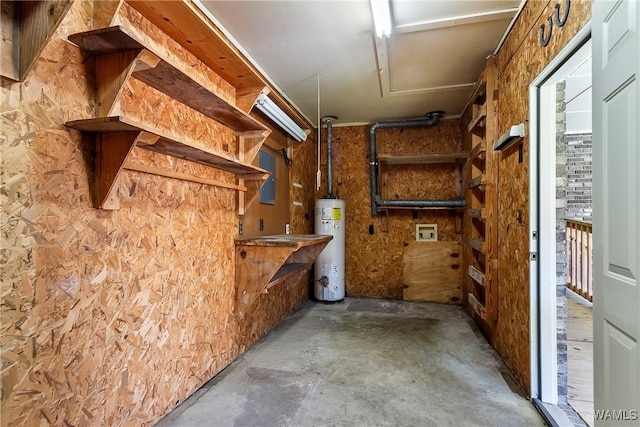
[235,235,332,317]
[1,1,73,81]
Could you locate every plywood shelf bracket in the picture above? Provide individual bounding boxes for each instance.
[237,130,271,216]
[1,1,73,81]
[234,235,332,318]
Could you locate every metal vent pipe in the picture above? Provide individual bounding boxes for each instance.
[323,116,338,199]
[369,112,443,214]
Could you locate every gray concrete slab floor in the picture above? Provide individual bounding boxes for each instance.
[156,298,546,427]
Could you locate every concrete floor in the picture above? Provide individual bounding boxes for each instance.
[156,298,545,427]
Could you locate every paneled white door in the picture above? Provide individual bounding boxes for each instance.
[592,0,640,425]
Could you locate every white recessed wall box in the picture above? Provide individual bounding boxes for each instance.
[416,224,438,242]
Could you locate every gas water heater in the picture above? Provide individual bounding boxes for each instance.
[314,198,345,301]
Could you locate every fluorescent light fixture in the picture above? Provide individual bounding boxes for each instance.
[255,93,307,142]
[370,0,392,38]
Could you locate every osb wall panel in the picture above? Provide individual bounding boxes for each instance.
[0,2,312,425]
[315,121,463,299]
[290,131,316,235]
[491,0,592,394]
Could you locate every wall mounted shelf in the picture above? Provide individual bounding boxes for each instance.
[65,115,269,209]
[68,26,268,132]
[234,235,332,317]
[376,151,468,212]
[66,23,273,210]
[463,57,499,332]
[126,0,312,131]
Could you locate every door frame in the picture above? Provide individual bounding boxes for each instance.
[529,23,592,404]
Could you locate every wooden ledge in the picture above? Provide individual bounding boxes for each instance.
[235,235,332,317]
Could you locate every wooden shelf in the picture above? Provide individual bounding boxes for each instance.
[469,141,487,162]
[65,115,269,209]
[469,237,486,254]
[378,151,468,166]
[468,266,485,286]
[126,0,312,130]
[469,175,486,189]
[68,26,268,133]
[468,293,487,319]
[467,103,487,134]
[235,235,332,317]
[468,208,485,220]
[66,116,268,177]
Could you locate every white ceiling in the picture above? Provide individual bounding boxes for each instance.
[199,0,521,126]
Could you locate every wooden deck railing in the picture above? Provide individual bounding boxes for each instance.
[566,219,593,302]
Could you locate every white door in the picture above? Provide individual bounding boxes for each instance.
[592,0,640,425]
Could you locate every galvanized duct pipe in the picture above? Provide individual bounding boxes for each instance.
[369,112,445,215]
[374,196,465,208]
[323,116,337,199]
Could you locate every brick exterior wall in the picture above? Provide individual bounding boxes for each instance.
[565,134,593,221]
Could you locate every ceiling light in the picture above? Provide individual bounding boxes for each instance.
[370,0,392,38]
[255,93,307,142]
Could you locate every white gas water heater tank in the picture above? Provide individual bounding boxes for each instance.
[314,198,345,301]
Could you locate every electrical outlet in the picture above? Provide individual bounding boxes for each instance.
[416,224,437,242]
[238,221,243,235]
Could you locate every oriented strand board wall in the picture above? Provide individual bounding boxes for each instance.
[0,2,312,425]
[403,241,462,304]
[315,120,463,299]
[487,0,593,394]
